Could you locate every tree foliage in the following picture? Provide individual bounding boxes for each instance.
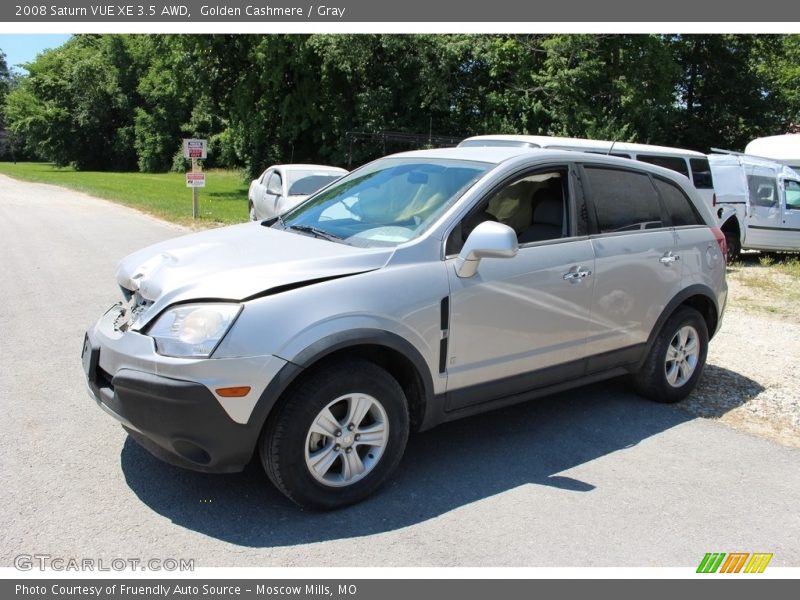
[4,34,799,174]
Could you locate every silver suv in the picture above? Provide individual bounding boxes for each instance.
[82,147,728,509]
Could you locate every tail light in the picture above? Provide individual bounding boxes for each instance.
[711,226,727,262]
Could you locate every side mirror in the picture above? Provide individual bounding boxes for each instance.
[267,181,283,196]
[455,221,518,278]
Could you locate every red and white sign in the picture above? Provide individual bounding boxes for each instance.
[183,138,207,159]
[186,172,206,188]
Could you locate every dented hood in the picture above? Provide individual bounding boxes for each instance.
[116,222,393,321]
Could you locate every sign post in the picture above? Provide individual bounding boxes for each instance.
[183,139,207,218]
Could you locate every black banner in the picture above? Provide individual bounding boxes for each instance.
[2,0,800,23]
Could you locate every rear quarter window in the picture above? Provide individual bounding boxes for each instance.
[584,167,664,233]
[653,178,704,226]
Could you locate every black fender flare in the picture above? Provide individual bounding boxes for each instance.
[637,284,720,370]
[247,329,435,432]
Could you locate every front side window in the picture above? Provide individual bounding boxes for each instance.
[785,180,800,210]
[584,167,664,233]
[636,154,690,178]
[281,158,491,247]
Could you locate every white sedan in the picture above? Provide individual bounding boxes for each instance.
[248,164,348,221]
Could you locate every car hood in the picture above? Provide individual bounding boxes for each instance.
[116,222,393,324]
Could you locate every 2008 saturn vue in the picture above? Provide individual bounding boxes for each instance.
[83,146,727,509]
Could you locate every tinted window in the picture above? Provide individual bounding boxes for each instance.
[689,158,714,189]
[584,167,663,233]
[636,155,690,177]
[654,178,703,226]
[747,174,778,207]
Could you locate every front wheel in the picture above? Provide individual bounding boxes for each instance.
[724,230,741,261]
[632,307,709,404]
[260,359,409,510]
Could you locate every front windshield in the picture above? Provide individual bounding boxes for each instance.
[279,157,491,247]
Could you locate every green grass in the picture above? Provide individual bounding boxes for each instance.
[727,253,800,318]
[0,162,250,226]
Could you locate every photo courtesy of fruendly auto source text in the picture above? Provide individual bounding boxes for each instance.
[0,0,799,598]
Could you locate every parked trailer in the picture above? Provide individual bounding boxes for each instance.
[744,134,800,171]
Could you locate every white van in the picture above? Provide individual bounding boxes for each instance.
[709,153,800,256]
[458,135,716,208]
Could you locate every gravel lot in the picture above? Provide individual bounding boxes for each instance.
[683,257,800,449]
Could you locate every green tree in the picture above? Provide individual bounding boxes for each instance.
[670,34,785,151]
[0,50,14,158]
[4,35,143,169]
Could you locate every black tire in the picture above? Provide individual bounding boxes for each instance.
[260,358,409,510]
[724,230,741,261]
[632,307,709,404]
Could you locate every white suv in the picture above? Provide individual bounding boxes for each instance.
[83,147,728,509]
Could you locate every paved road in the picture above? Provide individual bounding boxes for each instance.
[1,174,798,568]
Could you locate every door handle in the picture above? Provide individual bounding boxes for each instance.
[563,267,592,283]
[659,252,680,265]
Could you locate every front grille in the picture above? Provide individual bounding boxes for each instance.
[96,366,114,391]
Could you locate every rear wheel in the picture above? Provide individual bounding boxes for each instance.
[260,359,409,510]
[632,307,709,404]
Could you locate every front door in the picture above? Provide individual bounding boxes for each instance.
[444,166,596,411]
[777,178,800,250]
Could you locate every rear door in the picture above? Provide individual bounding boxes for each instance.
[743,165,782,249]
[579,165,681,367]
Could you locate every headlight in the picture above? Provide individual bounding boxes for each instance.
[148,303,241,358]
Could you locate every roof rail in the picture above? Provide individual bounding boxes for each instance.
[710,147,745,156]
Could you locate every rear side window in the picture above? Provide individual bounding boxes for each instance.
[653,178,704,226]
[584,167,664,233]
[636,155,690,178]
[689,158,714,189]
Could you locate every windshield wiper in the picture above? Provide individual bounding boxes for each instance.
[287,224,345,243]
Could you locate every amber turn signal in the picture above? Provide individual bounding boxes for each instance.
[215,386,251,398]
